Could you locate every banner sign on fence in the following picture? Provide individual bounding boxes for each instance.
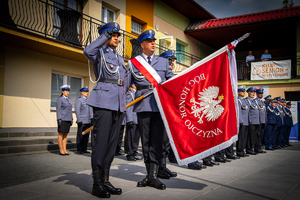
[251,60,291,80]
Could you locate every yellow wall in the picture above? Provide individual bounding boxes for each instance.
[126,0,154,33]
[1,45,95,128]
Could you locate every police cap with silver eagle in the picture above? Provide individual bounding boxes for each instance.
[271,98,277,103]
[159,50,177,59]
[137,30,156,43]
[281,98,286,103]
[60,85,70,90]
[286,102,291,106]
[274,96,281,101]
[238,85,246,92]
[256,88,264,93]
[264,95,272,100]
[80,86,89,92]
[98,22,120,36]
[247,87,256,92]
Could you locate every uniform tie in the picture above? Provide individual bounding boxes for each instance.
[147,56,151,65]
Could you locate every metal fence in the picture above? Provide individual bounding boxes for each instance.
[1,0,201,63]
[237,56,298,80]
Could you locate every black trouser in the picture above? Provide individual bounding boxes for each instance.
[162,129,171,158]
[255,123,266,151]
[247,124,259,153]
[203,156,212,163]
[91,108,124,171]
[137,112,164,164]
[124,124,140,157]
[236,124,248,156]
[276,126,282,147]
[76,123,91,152]
[214,150,225,160]
[168,148,176,162]
[285,126,292,145]
[225,144,234,157]
[116,125,125,153]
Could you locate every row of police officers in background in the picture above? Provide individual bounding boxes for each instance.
[236,86,293,159]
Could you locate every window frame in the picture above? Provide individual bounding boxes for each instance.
[131,19,143,35]
[50,72,84,111]
[102,6,116,23]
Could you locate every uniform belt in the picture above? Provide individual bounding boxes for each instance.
[98,78,124,86]
[136,84,153,90]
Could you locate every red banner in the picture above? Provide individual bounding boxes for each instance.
[154,45,238,165]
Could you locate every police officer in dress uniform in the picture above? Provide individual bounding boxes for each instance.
[236,86,250,157]
[84,22,127,198]
[254,88,267,153]
[75,86,93,154]
[274,97,284,149]
[245,87,259,155]
[124,84,142,161]
[264,95,272,106]
[56,85,73,156]
[279,98,287,148]
[284,102,293,146]
[127,30,174,190]
[265,98,278,150]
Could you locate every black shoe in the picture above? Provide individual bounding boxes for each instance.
[137,175,149,187]
[92,170,110,198]
[224,158,231,162]
[148,164,166,190]
[77,151,84,154]
[215,158,226,163]
[137,163,150,187]
[169,158,178,164]
[203,161,213,167]
[261,151,267,153]
[227,155,239,160]
[188,162,202,170]
[288,144,292,146]
[160,157,177,177]
[134,156,143,160]
[127,156,136,161]
[266,147,274,150]
[83,150,90,153]
[59,153,66,156]
[64,153,70,155]
[210,160,220,165]
[255,150,263,154]
[102,169,122,195]
[157,167,171,179]
[246,151,257,155]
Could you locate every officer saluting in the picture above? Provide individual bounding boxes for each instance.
[75,86,93,154]
[84,22,127,198]
[236,86,250,157]
[254,88,267,153]
[128,30,174,190]
[265,98,278,150]
[245,87,259,155]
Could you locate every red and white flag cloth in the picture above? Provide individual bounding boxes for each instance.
[154,41,239,165]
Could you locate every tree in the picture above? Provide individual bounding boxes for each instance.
[283,0,294,8]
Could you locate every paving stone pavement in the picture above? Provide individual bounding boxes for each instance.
[0,143,299,200]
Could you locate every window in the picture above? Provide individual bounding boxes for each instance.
[102,6,115,23]
[51,72,84,111]
[176,42,186,64]
[131,19,143,34]
[52,0,83,44]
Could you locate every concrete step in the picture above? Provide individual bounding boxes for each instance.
[0,135,92,155]
[0,132,77,138]
[0,141,92,155]
[0,136,89,147]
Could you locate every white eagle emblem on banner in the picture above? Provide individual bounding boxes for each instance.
[190,86,225,124]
